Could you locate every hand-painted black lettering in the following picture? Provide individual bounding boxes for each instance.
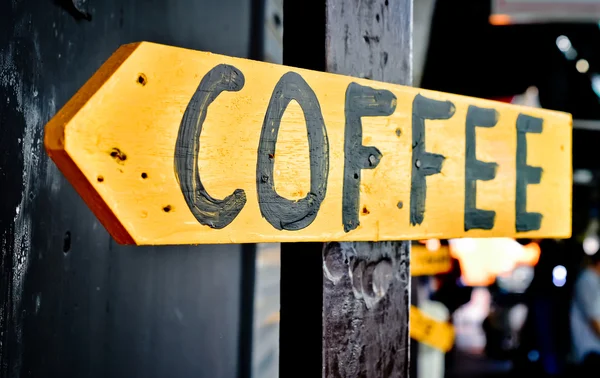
[256,72,329,231]
[516,114,543,232]
[342,83,396,232]
[465,105,499,231]
[410,94,455,225]
[174,64,247,229]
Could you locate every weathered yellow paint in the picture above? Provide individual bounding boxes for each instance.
[44,42,572,245]
[410,305,455,352]
[411,244,452,276]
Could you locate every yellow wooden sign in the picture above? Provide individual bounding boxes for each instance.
[44,42,572,245]
[410,305,455,352]
[411,244,452,276]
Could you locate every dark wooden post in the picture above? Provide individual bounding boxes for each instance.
[281,0,412,377]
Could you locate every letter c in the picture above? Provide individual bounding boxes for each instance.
[174,64,247,229]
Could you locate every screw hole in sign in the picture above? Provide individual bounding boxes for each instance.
[137,73,147,86]
[110,148,127,162]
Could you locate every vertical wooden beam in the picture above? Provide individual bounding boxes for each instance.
[281,0,412,377]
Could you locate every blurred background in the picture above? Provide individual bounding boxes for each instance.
[2,0,598,377]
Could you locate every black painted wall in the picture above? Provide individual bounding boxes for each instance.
[0,1,258,377]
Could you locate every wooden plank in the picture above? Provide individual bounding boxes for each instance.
[44,41,572,245]
[280,0,412,377]
[410,305,455,352]
[323,0,414,374]
[411,244,452,276]
[321,241,411,376]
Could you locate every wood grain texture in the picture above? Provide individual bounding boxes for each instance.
[325,0,412,84]
[323,241,411,376]
[321,2,412,377]
[44,41,572,245]
[279,0,414,377]
[323,0,413,378]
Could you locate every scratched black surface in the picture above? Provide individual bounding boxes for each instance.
[0,1,259,377]
[281,0,412,377]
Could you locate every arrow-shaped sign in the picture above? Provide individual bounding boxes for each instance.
[44,42,572,245]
